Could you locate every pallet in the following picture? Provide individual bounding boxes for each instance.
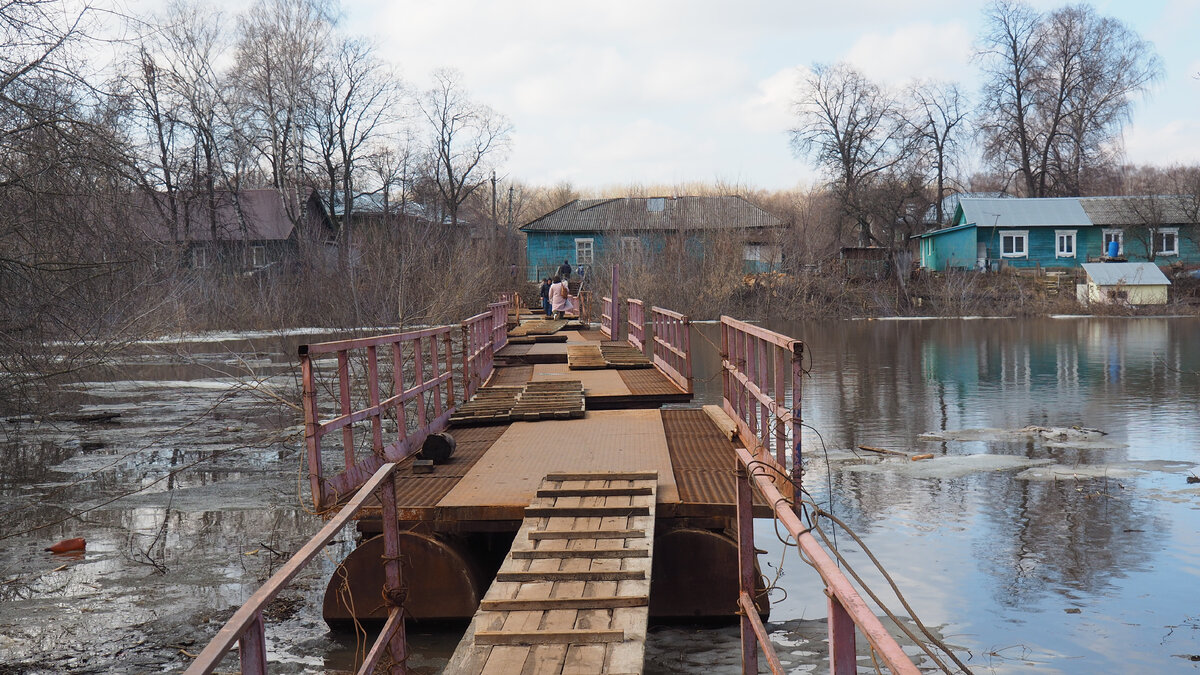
[567,344,607,370]
[600,342,652,369]
[444,472,658,674]
[449,381,585,426]
[508,320,569,338]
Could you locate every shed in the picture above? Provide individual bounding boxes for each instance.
[1078,262,1170,305]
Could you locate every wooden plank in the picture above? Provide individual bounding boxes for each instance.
[475,630,624,646]
[511,548,649,559]
[496,570,645,583]
[536,487,653,498]
[524,505,649,518]
[480,596,647,611]
[528,529,644,540]
[544,472,658,482]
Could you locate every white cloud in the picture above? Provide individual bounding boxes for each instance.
[843,21,975,88]
[739,66,803,134]
[1125,117,1200,167]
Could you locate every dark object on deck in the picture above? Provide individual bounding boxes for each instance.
[421,432,456,463]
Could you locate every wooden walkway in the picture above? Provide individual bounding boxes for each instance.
[445,472,658,675]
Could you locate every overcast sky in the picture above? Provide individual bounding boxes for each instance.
[241,1,1200,191]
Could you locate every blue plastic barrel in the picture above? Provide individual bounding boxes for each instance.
[1107,240,1119,258]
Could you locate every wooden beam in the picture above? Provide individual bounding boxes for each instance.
[524,505,649,518]
[528,529,645,540]
[510,548,648,559]
[495,570,645,582]
[544,471,658,482]
[475,630,625,646]
[535,486,654,498]
[479,597,648,611]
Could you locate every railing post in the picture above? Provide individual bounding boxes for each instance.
[611,263,620,340]
[337,350,355,471]
[791,341,804,488]
[379,470,408,673]
[827,591,857,675]
[239,611,267,674]
[367,345,383,455]
[300,349,324,510]
[737,464,757,675]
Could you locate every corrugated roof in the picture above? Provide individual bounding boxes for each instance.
[1081,262,1170,286]
[133,189,303,242]
[519,196,783,233]
[959,197,1091,228]
[1079,196,1194,225]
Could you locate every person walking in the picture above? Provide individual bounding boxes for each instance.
[549,275,571,320]
[558,259,572,279]
[539,278,552,316]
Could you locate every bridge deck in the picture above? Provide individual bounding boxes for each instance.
[444,472,658,675]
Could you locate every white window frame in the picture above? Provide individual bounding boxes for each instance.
[1102,228,1123,256]
[192,246,209,269]
[1154,228,1179,256]
[1055,230,1076,259]
[620,236,641,258]
[251,245,267,268]
[1000,230,1028,258]
[574,238,594,265]
[743,243,782,264]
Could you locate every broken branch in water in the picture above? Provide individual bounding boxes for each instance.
[857,444,910,458]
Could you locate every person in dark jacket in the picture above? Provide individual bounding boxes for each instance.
[558,259,572,279]
[539,278,551,316]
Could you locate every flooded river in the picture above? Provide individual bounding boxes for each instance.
[1,318,1198,673]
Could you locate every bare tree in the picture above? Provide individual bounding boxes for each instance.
[977,0,1160,197]
[420,68,512,227]
[909,81,969,224]
[791,62,916,247]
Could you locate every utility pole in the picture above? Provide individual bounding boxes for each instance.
[491,170,497,225]
[507,185,514,228]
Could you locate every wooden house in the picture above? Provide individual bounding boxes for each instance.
[134,189,335,271]
[519,196,786,281]
[917,196,1200,272]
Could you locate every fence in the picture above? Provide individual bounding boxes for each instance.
[462,309,498,401]
[650,306,691,393]
[184,463,409,675]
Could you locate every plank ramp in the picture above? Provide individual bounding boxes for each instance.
[599,343,652,369]
[445,472,658,674]
[567,345,607,370]
[450,382,585,427]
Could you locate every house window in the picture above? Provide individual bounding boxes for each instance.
[575,238,594,264]
[1000,230,1028,258]
[192,247,209,269]
[1154,228,1179,256]
[251,245,267,268]
[1103,229,1123,256]
[744,244,781,264]
[1055,230,1076,258]
[620,236,642,259]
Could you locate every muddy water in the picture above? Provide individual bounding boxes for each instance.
[1,318,1198,673]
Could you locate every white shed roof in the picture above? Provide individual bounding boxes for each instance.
[959,198,1091,228]
[1081,262,1170,286]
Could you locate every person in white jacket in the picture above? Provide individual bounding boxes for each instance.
[549,275,571,320]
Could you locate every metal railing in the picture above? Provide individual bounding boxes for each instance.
[600,295,613,339]
[720,316,802,478]
[185,463,409,675]
[722,317,918,674]
[651,306,691,393]
[626,298,646,353]
[300,326,458,511]
[462,309,497,400]
[488,301,508,353]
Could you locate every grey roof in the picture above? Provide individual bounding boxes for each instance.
[959,197,1091,228]
[520,196,783,233]
[1081,262,1170,286]
[134,189,307,242]
[925,191,1011,225]
[1080,196,1195,226]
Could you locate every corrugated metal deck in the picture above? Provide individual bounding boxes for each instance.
[444,472,658,675]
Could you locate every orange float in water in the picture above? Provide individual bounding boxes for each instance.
[45,537,86,553]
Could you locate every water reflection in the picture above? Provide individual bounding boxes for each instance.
[692,317,1200,673]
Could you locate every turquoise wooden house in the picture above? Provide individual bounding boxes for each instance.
[520,196,786,281]
[917,197,1200,272]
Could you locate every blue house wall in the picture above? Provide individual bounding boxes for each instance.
[525,231,768,280]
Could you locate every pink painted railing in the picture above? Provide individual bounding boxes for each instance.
[462,309,497,400]
[488,301,508,353]
[626,298,646,353]
[600,296,614,339]
[723,318,918,674]
[650,306,692,393]
[720,316,801,478]
[186,463,409,675]
[300,326,458,511]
